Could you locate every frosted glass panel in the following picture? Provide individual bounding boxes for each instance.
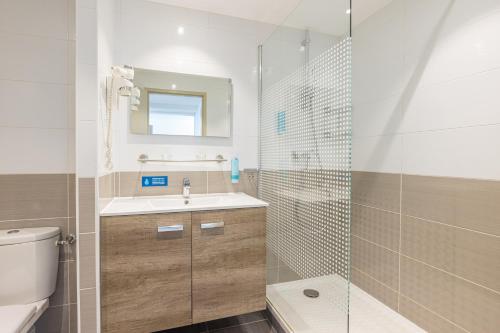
[259,1,351,332]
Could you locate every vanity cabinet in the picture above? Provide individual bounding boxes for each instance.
[100,212,192,333]
[192,208,266,323]
[100,207,266,333]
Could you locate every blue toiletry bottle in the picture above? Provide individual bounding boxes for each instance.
[231,156,240,184]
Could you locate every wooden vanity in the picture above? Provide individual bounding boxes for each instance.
[100,196,267,333]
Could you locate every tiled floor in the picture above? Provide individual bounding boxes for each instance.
[158,311,277,333]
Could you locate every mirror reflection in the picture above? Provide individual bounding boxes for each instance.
[130,68,232,137]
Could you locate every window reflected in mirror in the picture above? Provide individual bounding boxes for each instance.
[148,90,206,136]
[130,68,232,138]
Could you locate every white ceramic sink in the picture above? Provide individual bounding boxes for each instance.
[101,193,268,216]
[150,195,222,208]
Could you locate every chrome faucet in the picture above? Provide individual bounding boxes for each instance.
[182,177,191,198]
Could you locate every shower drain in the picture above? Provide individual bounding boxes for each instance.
[303,289,320,298]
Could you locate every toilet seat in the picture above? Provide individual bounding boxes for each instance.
[0,299,49,333]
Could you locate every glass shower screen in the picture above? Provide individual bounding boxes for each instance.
[258,1,352,332]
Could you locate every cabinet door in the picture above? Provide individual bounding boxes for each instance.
[191,208,266,323]
[101,213,192,333]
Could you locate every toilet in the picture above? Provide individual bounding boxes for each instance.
[0,227,61,333]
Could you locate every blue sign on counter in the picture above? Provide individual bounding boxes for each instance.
[142,176,168,187]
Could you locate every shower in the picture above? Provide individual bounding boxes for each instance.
[258,5,352,331]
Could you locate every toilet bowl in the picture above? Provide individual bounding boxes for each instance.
[0,227,61,333]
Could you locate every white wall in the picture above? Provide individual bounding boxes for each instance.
[352,0,500,180]
[104,0,274,172]
[97,0,119,176]
[0,0,75,174]
[76,0,99,179]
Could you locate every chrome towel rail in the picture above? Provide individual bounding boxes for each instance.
[138,154,227,163]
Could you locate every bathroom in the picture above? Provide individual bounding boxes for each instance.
[0,0,499,332]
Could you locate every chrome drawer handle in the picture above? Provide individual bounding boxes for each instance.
[158,225,184,233]
[200,221,224,229]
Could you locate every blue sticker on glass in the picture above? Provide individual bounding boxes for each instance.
[142,176,168,187]
[277,111,286,134]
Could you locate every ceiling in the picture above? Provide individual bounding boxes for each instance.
[147,0,393,34]
[352,0,394,26]
[146,0,302,25]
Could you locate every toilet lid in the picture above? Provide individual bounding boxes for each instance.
[0,304,36,333]
[0,227,60,246]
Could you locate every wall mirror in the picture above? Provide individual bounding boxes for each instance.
[130,68,232,138]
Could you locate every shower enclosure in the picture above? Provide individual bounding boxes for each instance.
[258,0,352,332]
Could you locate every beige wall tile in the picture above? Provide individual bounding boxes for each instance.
[352,171,400,212]
[0,174,68,221]
[68,174,75,218]
[69,260,77,304]
[207,171,258,196]
[351,236,399,290]
[207,171,236,193]
[267,267,279,285]
[400,256,500,333]
[79,233,96,289]
[67,217,76,261]
[0,217,69,260]
[351,203,400,251]
[119,171,207,197]
[35,304,70,333]
[114,172,120,197]
[399,296,469,333]
[78,178,95,233]
[267,248,279,269]
[98,172,114,199]
[70,303,78,333]
[402,175,500,236]
[351,267,399,311]
[98,172,114,210]
[277,263,301,283]
[49,261,70,306]
[80,288,97,333]
[402,216,500,292]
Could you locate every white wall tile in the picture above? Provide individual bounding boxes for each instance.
[0,0,69,39]
[77,120,97,177]
[234,135,258,170]
[0,127,69,174]
[0,33,68,84]
[76,7,97,65]
[77,0,96,9]
[352,93,402,137]
[352,135,402,174]
[67,128,76,173]
[109,0,264,172]
[77,64,98,121]
[67,85,76,129]
[353,0,500,180]
[68,40,76,84]
[401,68,500,133]
[402,125,500,180]
[0,80,69,129]
[417,10,500,86]
[68,0,76,40]
[352,0,405,104]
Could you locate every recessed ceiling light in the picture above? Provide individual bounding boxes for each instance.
[171,84,177,89]
[177,26,185,35]
[346,9,351,14]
